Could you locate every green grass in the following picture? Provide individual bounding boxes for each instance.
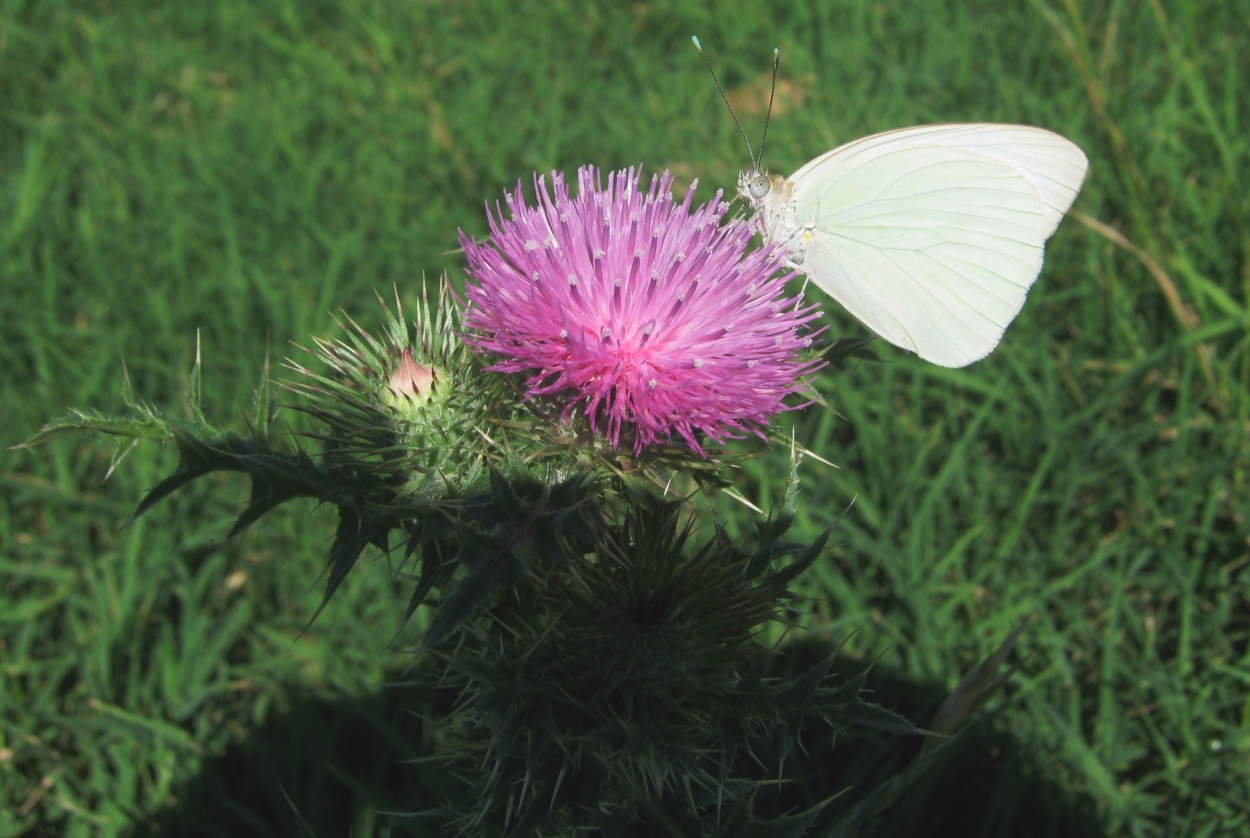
[3,0,1247,835]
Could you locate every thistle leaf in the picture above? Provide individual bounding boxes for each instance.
[417,532,528,654]
[16,408,173,451]
[729,797,831,838]
[186,331,208,427]
[303,506,394,629]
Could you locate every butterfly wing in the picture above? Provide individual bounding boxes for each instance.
[793,124,1088,237]
[784,124,1088,367]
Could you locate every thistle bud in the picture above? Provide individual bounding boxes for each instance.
[382,347,441,418]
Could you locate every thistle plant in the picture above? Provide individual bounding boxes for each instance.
[22,164,1019,835]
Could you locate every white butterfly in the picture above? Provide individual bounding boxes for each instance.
[737,123,1089,367]
[692,38,1089,367]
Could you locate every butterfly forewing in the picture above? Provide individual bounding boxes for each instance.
[790,124,1088,238]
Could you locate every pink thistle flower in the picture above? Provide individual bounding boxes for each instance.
[460,165,824,455]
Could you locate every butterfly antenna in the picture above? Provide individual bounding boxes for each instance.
[758,48,780,165]
[692,36,756,166]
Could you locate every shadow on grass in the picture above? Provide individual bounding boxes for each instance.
[125,678,451,838]
[761,637,1107,838]
[126,642,1104,838]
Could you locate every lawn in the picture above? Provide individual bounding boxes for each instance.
[2,1,1247,836]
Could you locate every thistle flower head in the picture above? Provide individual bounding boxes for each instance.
[460,165,824,455]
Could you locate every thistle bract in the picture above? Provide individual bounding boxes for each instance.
[461,165,825,455]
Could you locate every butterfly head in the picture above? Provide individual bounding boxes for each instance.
[737,168,771,201]
[738,167,785,206]
[694,39,785,209]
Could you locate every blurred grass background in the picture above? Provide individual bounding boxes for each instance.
[2,0,1247,835]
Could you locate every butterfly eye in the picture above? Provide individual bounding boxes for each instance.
[749,175,771,200]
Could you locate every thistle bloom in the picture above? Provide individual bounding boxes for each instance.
[460,165,824,455]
